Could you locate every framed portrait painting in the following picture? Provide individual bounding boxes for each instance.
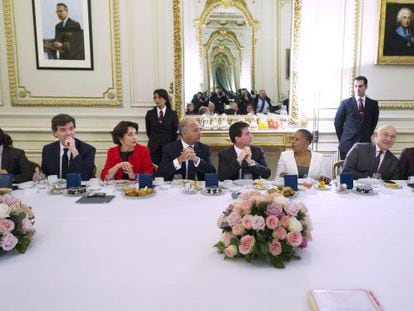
[32,0,93,70]
[378,0,414,64]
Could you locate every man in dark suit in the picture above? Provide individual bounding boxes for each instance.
[399,147,414,180]
[52,3,85,60]
[254,90,279,114]
[343,125,399,180]
[218,121,271,181]
[209,87,229,114]
[157,118,216,181]
[334,76,379,160]
[33,114,96,181]
[0,129,34,183]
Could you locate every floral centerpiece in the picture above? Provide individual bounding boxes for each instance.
[215,191,312,268]
[0,194,35,254]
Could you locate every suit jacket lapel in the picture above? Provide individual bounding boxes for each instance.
[368,144,376,175]
[54,142,61,174]
[1,148,10,169]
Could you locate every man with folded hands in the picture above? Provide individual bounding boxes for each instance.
[157,118,216,181]
[342,125,399,180]
[218,121,271,181]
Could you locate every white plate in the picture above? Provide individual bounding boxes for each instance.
[122,191,156,199]
[234,179,254,186]
[18,181,35,189]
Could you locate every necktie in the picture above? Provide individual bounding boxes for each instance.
[374,151,383,173]
[159,110,164,123]
[187,160,196,180]
[358,98,364,120]
[61,148,69,178]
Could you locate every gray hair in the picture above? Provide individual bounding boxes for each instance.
[397,8,413,24]
[178,118,191,136]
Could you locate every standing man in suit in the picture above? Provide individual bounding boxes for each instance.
[218,121,271,181]
[342,125,399,180]
[334,76,379,160]
[33,114,96,181]
[145,89,179,165]
[157,118,216,181]
[52,3,85,60]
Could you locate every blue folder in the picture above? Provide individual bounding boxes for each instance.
[138,174,153,188]
[340,172,353,189]
[284,174,298,191]
[205,173,219,187]
[0,174,13,188]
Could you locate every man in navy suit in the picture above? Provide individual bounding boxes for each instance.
[34,114,95,181]
[218,121,271,181]
[343,125,399,180]
[52,3,85,60]
[334,76,379,160]
[157,118,216,181]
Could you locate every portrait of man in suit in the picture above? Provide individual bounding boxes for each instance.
[52,2,85,60]
[33,0,93,69]
[218,121,271,181]
[343,125,400,180]
[334,76,379,160]
[384,6,414,56]
[157,118,216,181]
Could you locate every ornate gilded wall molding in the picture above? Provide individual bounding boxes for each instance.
[2,0,122,106]
[173,0,183,117]
[289,0,301,125]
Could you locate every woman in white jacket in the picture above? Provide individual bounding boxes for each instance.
[276,129,325,179]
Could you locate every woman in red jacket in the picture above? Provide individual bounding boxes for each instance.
[101,121,153,180]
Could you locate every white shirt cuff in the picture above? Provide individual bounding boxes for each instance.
[248,160,256,167]
[173,158,182,170]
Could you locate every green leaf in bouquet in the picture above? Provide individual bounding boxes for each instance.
[296,211,306,221]
[230,237,240,245]
[259,242,268,256]
[271,257,285,269]
[214,241,225,253]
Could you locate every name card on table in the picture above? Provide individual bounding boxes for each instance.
[205,173,219,187]
[284,174,298,191]
[0,174,13,188]
[138,174,153,188]
[339,173,353,189]
[66,173,81,188]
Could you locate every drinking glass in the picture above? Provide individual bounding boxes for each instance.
[302,174,314,189]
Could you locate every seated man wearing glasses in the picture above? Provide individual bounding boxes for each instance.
[342,125,399,180]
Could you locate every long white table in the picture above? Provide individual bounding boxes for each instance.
[1,184,414,311]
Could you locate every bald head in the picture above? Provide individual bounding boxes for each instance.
[375,125,397,151]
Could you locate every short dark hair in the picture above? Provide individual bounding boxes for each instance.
[111,121,138,145]
[354,76,368,86]
[56,3,68,9]
[153,89,172,110]
[51,114,76,132]
[296,129,313,144]
[0,128,13,148]
[229,121,249,143]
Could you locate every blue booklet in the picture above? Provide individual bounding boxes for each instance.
[205,173,219,187]
[284,174,298,191]
[138,174,153,188]
[0,174,13,188]
[340,172,353,189]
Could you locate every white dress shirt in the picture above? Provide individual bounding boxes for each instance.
[173,140,201,171]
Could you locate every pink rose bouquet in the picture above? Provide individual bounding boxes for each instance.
[214,191,312,268]
[0,194,36,254]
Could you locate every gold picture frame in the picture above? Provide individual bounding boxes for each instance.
[377,0,414,65]
[2,0,122,106]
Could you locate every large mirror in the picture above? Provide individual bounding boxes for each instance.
[173,0,301,121]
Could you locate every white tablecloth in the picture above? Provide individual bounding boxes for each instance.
[1,184,414,311]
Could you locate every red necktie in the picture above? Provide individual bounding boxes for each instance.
[358,98,364,120]
[159,110,164,123]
